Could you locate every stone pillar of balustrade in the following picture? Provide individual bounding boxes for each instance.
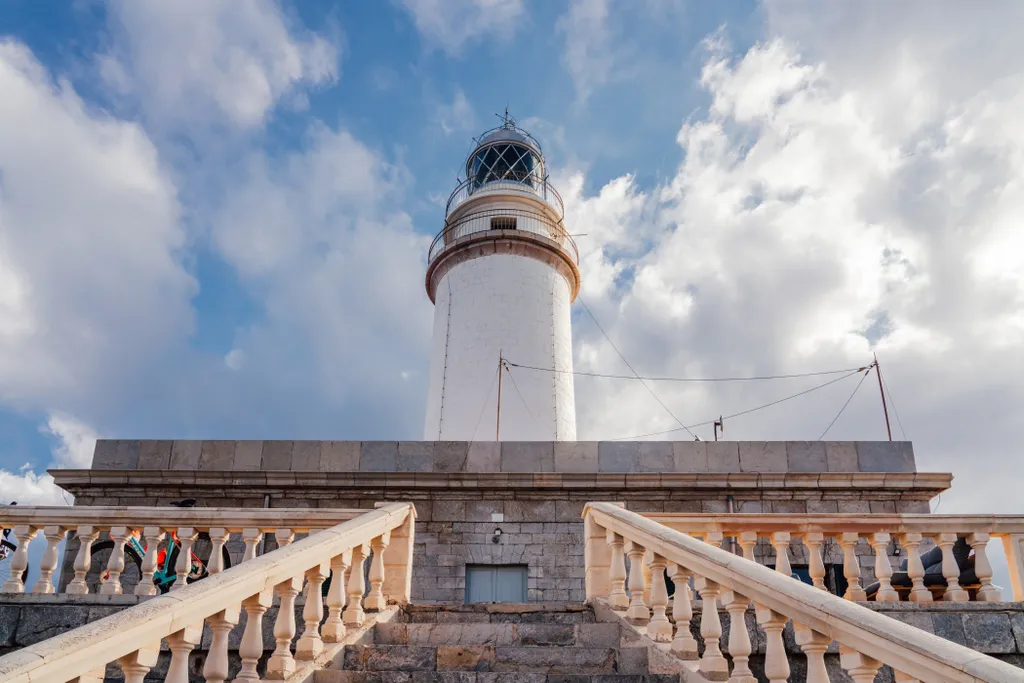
[377,506,416,605]
[1003,533,1024,601]
[668,562,698,660]
[606,530,629,609]
[584,516,611,601]
[624,540,649,623]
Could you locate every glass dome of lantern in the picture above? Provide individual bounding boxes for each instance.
[466,111,545,193]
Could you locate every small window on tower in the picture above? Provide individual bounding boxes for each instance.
[491,216,517,231]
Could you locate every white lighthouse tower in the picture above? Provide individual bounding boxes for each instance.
[424,114,579,441]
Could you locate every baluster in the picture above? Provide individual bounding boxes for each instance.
[624,541,649,623]
[606,530,628,609]
[297,561,330,659]
[771,531,792,578]
[276,527,295,548]
[117,646,158,683]
[267,576,302,679]
[723,590,755,683]
[936,533,968,601]
[584,515,611,600]
[365,531,391,610]
[66,525,98,595]
[1,525,37,594]
[32,525,66,594]
[203,607,240,683]
[899,532,931,602]
[100,526,131,595]
[135,527,165,596]
[238,590,273,681]
[839,532,867,600]
[756,608,790,683]
[242,527,263,561]
[165,624,202,683]
[840,648,881,683]
[323,550,352,642]
[869,532,898,601]
[669,563,699,660]
[1003,533,1024,601]
[804,532,826,590]
[344,543,368,626]
[795,624,832,683]
[737,530,757,561]
[172,527,198,591]
[969,532,1002,601]
[208,527,229,574]
[642,549,653,607]
[647,552,672,642]
[696,577,728,680]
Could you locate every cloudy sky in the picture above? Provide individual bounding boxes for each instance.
[0,0,1021,516]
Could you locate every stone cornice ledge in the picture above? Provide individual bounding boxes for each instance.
[51,469,953,495]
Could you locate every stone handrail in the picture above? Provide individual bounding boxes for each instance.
[641,512,1024,603]
[583,502,1024,683]
[0,502,415,683]
[0,506,381,596]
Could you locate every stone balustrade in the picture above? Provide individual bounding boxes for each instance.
[0,505,389,597]
[583,502,1024,682]
[639,512,1024,603]
[0,502,415,683]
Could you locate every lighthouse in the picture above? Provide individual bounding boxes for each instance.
[424,114,579,441]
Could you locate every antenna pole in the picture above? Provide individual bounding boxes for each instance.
[874,353,892,441]
[496,350,503,441]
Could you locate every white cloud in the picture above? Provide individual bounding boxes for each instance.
[44,414,98,469]
[557,0,615,102]
[102,0,338,129]
[0,413,97,506]
[437,89,476,137]
[565,18,1024,517]
[399,0,524,55]
[0,40,195,414]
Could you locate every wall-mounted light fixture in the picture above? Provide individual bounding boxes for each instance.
[492,528,503,544]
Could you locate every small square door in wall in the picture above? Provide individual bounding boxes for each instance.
[465,564,528,603]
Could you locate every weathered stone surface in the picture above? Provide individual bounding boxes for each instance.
[574,624,620,648]
[363,442,399,472]
[97,440,141,470]
[598,442,639,473]
[963,613,1017,653]
[199,440,235,469]
[0,606,18,646]
[501,442,554,472]
[434,443,469,472]
[636,442,673,472]
[492,647,615,674]
[704,442,740,472]
[400,442,435,473]
[515,624,574,645]
[260,440,294,470]
[1011,613,1024,653]
[825,441,859,472]
[476,674,546,683]
[321,674,414,683]
[14,605,91,646]
[857,441,915,473]
[932,612,968,647]
[786,442,827,472]
[467,442,500,472]
[672,441,707,473]
[379,624,516,646]
[437,645,496,671]
[614,647,649,674]
[291,441,321,470]
[136,440,172,469]
[322,441,361,471]
[232,440,263,470]
[738,442,788,472]
[412,673,477,683]
[554,442,598,473]
[347,645,438,672]
[168,440,202,469]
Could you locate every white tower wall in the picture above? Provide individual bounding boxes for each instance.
[424,254,576,441]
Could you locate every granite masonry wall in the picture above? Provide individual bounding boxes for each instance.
[53,440,945,603]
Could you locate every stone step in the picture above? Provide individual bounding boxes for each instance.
[316,672,680,683]
[406,603,595,625]
[342,645,643,675]
[374,623,620,648]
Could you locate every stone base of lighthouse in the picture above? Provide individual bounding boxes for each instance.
[424,253,576,441]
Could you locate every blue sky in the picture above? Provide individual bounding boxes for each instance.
[0,0,1023,523]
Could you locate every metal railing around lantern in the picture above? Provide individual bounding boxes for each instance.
[428,208,579,265]
[444,175,564,219]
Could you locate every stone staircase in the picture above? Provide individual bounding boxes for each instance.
[317,603,683,683]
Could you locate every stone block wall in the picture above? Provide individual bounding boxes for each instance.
[55,439,943,603]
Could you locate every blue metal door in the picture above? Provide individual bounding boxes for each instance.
[465,565,527,603]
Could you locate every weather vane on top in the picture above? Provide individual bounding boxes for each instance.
[496,104,517,130]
